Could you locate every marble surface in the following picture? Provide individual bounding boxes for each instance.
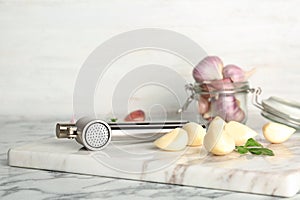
[2,113,300,200]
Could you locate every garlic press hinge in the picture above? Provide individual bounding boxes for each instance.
[56,123,78,139]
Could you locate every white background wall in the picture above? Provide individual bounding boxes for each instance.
[1,0,300,119]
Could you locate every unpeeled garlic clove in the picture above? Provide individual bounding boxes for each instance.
[223,65,256,82]
[211,95,245,122]
[207,78,234,90]
[224,121,257,146]
[124,110,145,121]
[182,122,206,146]
[154,128,188,151]
[203,116,235,155]
[262,122,296,144]
[193,56,224,82]
[198,97,210,114]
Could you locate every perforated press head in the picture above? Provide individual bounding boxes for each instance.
[80,120,112,151]
[82,122,111,150]
[56,118,112,151]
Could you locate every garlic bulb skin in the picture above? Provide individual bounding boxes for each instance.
[263,122,296,144]
[193,56,224,82]
[203,116,235,156]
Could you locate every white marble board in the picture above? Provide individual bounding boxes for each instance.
[7,134,300,198]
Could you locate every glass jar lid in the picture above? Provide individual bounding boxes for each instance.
[253,88,300,129]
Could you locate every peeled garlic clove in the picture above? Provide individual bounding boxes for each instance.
[154,128,188,151]
[203,116,235,155]
[263,122,296,144]
[124,110,145,121]
[224,121,257,146]
[193,56,224,82]
[210,131,235,156]
[182,122,206,146]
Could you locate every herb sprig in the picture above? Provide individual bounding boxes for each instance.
[110,118,118,122]
[235,138,274,156]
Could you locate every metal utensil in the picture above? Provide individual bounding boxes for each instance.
[56,117,189,151]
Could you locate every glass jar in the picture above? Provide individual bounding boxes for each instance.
[179,81,251,124]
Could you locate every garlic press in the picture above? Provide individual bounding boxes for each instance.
[56,117,188,151]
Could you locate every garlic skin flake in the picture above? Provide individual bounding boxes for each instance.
[263,122,296,144]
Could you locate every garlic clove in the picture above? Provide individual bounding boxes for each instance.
[210,130,235,156]
[224,121,257,146]
[203,116,235,155]
[226,108,245,123]
[182,122,206,146]
[193,56,224,82]
[203,111,213,121]
[262,122,296,144]
[124,110,145,121]
[222,64,245,82]
[211,95,245,123]
[198,97,210,114]
[207,78,234,91]
[154,128,188,151]
[223,64,256,82]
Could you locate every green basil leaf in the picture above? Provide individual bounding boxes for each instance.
[236,146,249,154]
[244,138,263,147]
[110,118,118,122]
[248,148,274,156]
[248,148,262,155]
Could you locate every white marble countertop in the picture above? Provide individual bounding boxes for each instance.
[1,112,300,200]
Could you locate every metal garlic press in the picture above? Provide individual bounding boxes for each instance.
[56,117,189,151]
